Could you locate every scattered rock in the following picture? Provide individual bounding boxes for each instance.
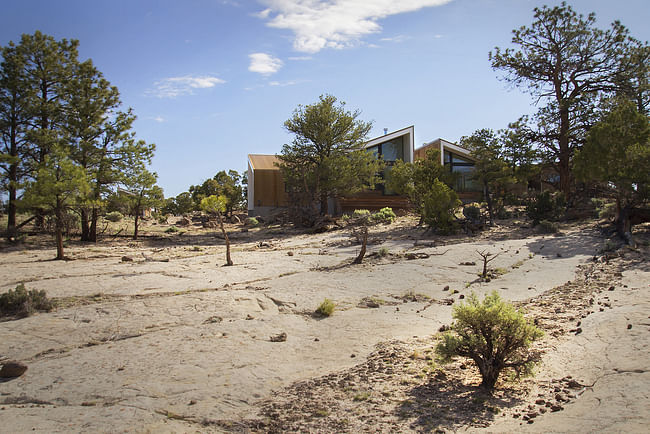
[203,316,223,324]
[406,252,430,260]
[627,324,632,330]
[459,294,465,299]
[270,332,287,342]
[0,361,27,378]
[121,256,133,262]
[176,217,191,226]
[535,399,545,405]
[287,251,294,256]
[575,327,582,335]
[246,314,254,320]
[443,285,450,291]
[550,404,563,412]
[608,286,615,291]
[438,324,450,333]
[459,261,476,266]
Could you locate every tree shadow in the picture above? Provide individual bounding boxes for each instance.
[525,229,603,259]
[396,373,525,431]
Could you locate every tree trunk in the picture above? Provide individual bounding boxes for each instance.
[216,212,233,266]
[55,204,65,260]
[558,106,572,198]
[477,360,500,391]
[133,210,140,240]
[320,192,328,216]
[353,226,368,264]
[616,203,650,247]
[80,208,91,241]
[6,184,17,240]
[89,208,98,242]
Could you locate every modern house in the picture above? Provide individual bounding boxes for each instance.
[414,138,479,201]
[247,126,477,216]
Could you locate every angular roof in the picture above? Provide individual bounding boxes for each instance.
[248,154,281,170]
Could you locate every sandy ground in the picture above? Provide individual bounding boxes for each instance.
[0,217,647,433]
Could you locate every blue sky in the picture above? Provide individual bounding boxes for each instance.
[3,0,649,197]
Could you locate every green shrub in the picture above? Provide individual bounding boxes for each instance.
[245,217,259,227]
[435,291,543,391]
[463,203,482,222]
[315,298,335,317]
[352,209,371,219]
[526,191,565,224]
[105,211,124,222]
[165,226,179,233]
[158,215,168,224]
[371,207,396,224]
[536,219,558,233]
[422,179,461,234]
[378,247,389,257]
[0,284,53,318]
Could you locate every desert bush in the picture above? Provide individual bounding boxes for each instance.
[165,226,179,233]
[245,217,259,227]
[591,199,616,220]
[422,179,461,235]
[435,291,543,391]
[44,212,80,235]
[463,203,482,222]
[352,209,371,219]
[378,247,389,257]
[371,207,396,224]
[0,284,53,318]
[536,219,558,233]
[105,211,124,222]
[526,191,565,224]
[315,298,335,317]
[157,214,168,224]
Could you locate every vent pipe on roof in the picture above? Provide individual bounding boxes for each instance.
[383,128,388,135]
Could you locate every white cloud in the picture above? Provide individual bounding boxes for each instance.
[269,79,300,86]
[248,52,284,75]
[257,0,452,53]
[148,75,225,98]
[288,56,312,61]
[152,116,165,123]
[380,34,411,43]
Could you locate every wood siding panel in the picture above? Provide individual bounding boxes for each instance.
[253,169,287,207]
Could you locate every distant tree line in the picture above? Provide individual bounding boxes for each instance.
[0,31,159,257]
[160,170,246,218]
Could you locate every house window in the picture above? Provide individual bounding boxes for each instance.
[367,137,405,195]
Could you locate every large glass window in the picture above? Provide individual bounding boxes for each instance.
[381,138,404,162]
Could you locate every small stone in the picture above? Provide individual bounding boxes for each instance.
[287,251,294,256]
[246,314,254,320]
[608,286,615,291]
[535,399,545,405]
[121,256,133,262]
[575,328,582,335]
[270,332,287,342]
[350,354,356,358]
[459,294,465,299]
[314,338,319,342]
[443,285,450,291]
[627,324,632,330]
[188,400,196,405]
[0,361,27,378]
[556,253,562,257]
[550,404,563,412]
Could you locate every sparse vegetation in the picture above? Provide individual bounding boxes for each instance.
[245,217,259,227]
[104,211,124,222]
[0,284,53,318]
[378,247,389,257]
[165,226,179,233]
[371,207,396,224]
[315,298,335,317]
[526,191,565,225]
[435,291,543,391]
[536,219,558,234]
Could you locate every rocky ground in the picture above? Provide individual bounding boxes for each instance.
[0,216,648,433]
